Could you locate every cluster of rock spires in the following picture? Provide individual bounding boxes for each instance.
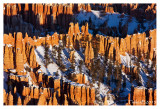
[4,72,96,105]
[3,24,98,105]
[5,21,156,70]
[4,3,156,35]
[3,3,156,106]
[4,32,38,72]
[126,87,156,105]
[91,3,156,20]
[3,3,85,33]
[3,21,156,105]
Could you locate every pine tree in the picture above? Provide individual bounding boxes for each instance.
[119,20,122,35]
[113,48,116,64]
[104,45,109,65]
[114,61,122,91]
[136,67,141,85]
[57,46,66,71]
[55,70,59,76]
[57,46,62,66]
[51,45,57,62]
[95,58,101,80]
[93,40,98,59]
[147,76,153,88]
[44,42,51,67]
[130,67,134,83]
[152,71,156,83]
[70,73,78,82]
[115,61,121,80]
[74,39,80,51]
[89,17,92,26]
[146,50,150,70]
[67,37,71,49]
[132,48,136,62]
[90,59,95,77]
[59,63,66,72]
[79,60,83,73]
[99,64,105,83]
[116,79,121,93]
[137,49,141,67]
[151,53,156,71]
[107,59,112,86]
[62,35,66,48]
[70,53,76,71]
[123,77,126,89]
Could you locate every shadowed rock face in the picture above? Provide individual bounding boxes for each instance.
[3,3,156,106]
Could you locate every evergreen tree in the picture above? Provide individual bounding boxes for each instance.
[56,46,66,71]
[74,39,80,51]
[132,48,136,61]
[55,70,59,76]
[57,47,61,65]
[147,76,153,88]
[70,53,76,71]
[123,77,126,89]
[95,58,101,80]
[116,79,121,93]
[93,29,98,37]
[51,45,57,62]
[70,73,78,82]
[146,50,150,70]
[113,48,116,64]
[137,49,141,67]
[99,64,105,83]
[44,43,51,67]
[136,67,141,86]
[107,59,112,86]
[79,60,83,73]
[90,59,95,77]
[89,17,92,24]
[119,20,122,35]
[115,62,122,91]
[62,35,67,48]
[151,53,156,71]
[67,37,71,49]
[59,63,66,72]
[130,67,134,83]
[152,71,156,83]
